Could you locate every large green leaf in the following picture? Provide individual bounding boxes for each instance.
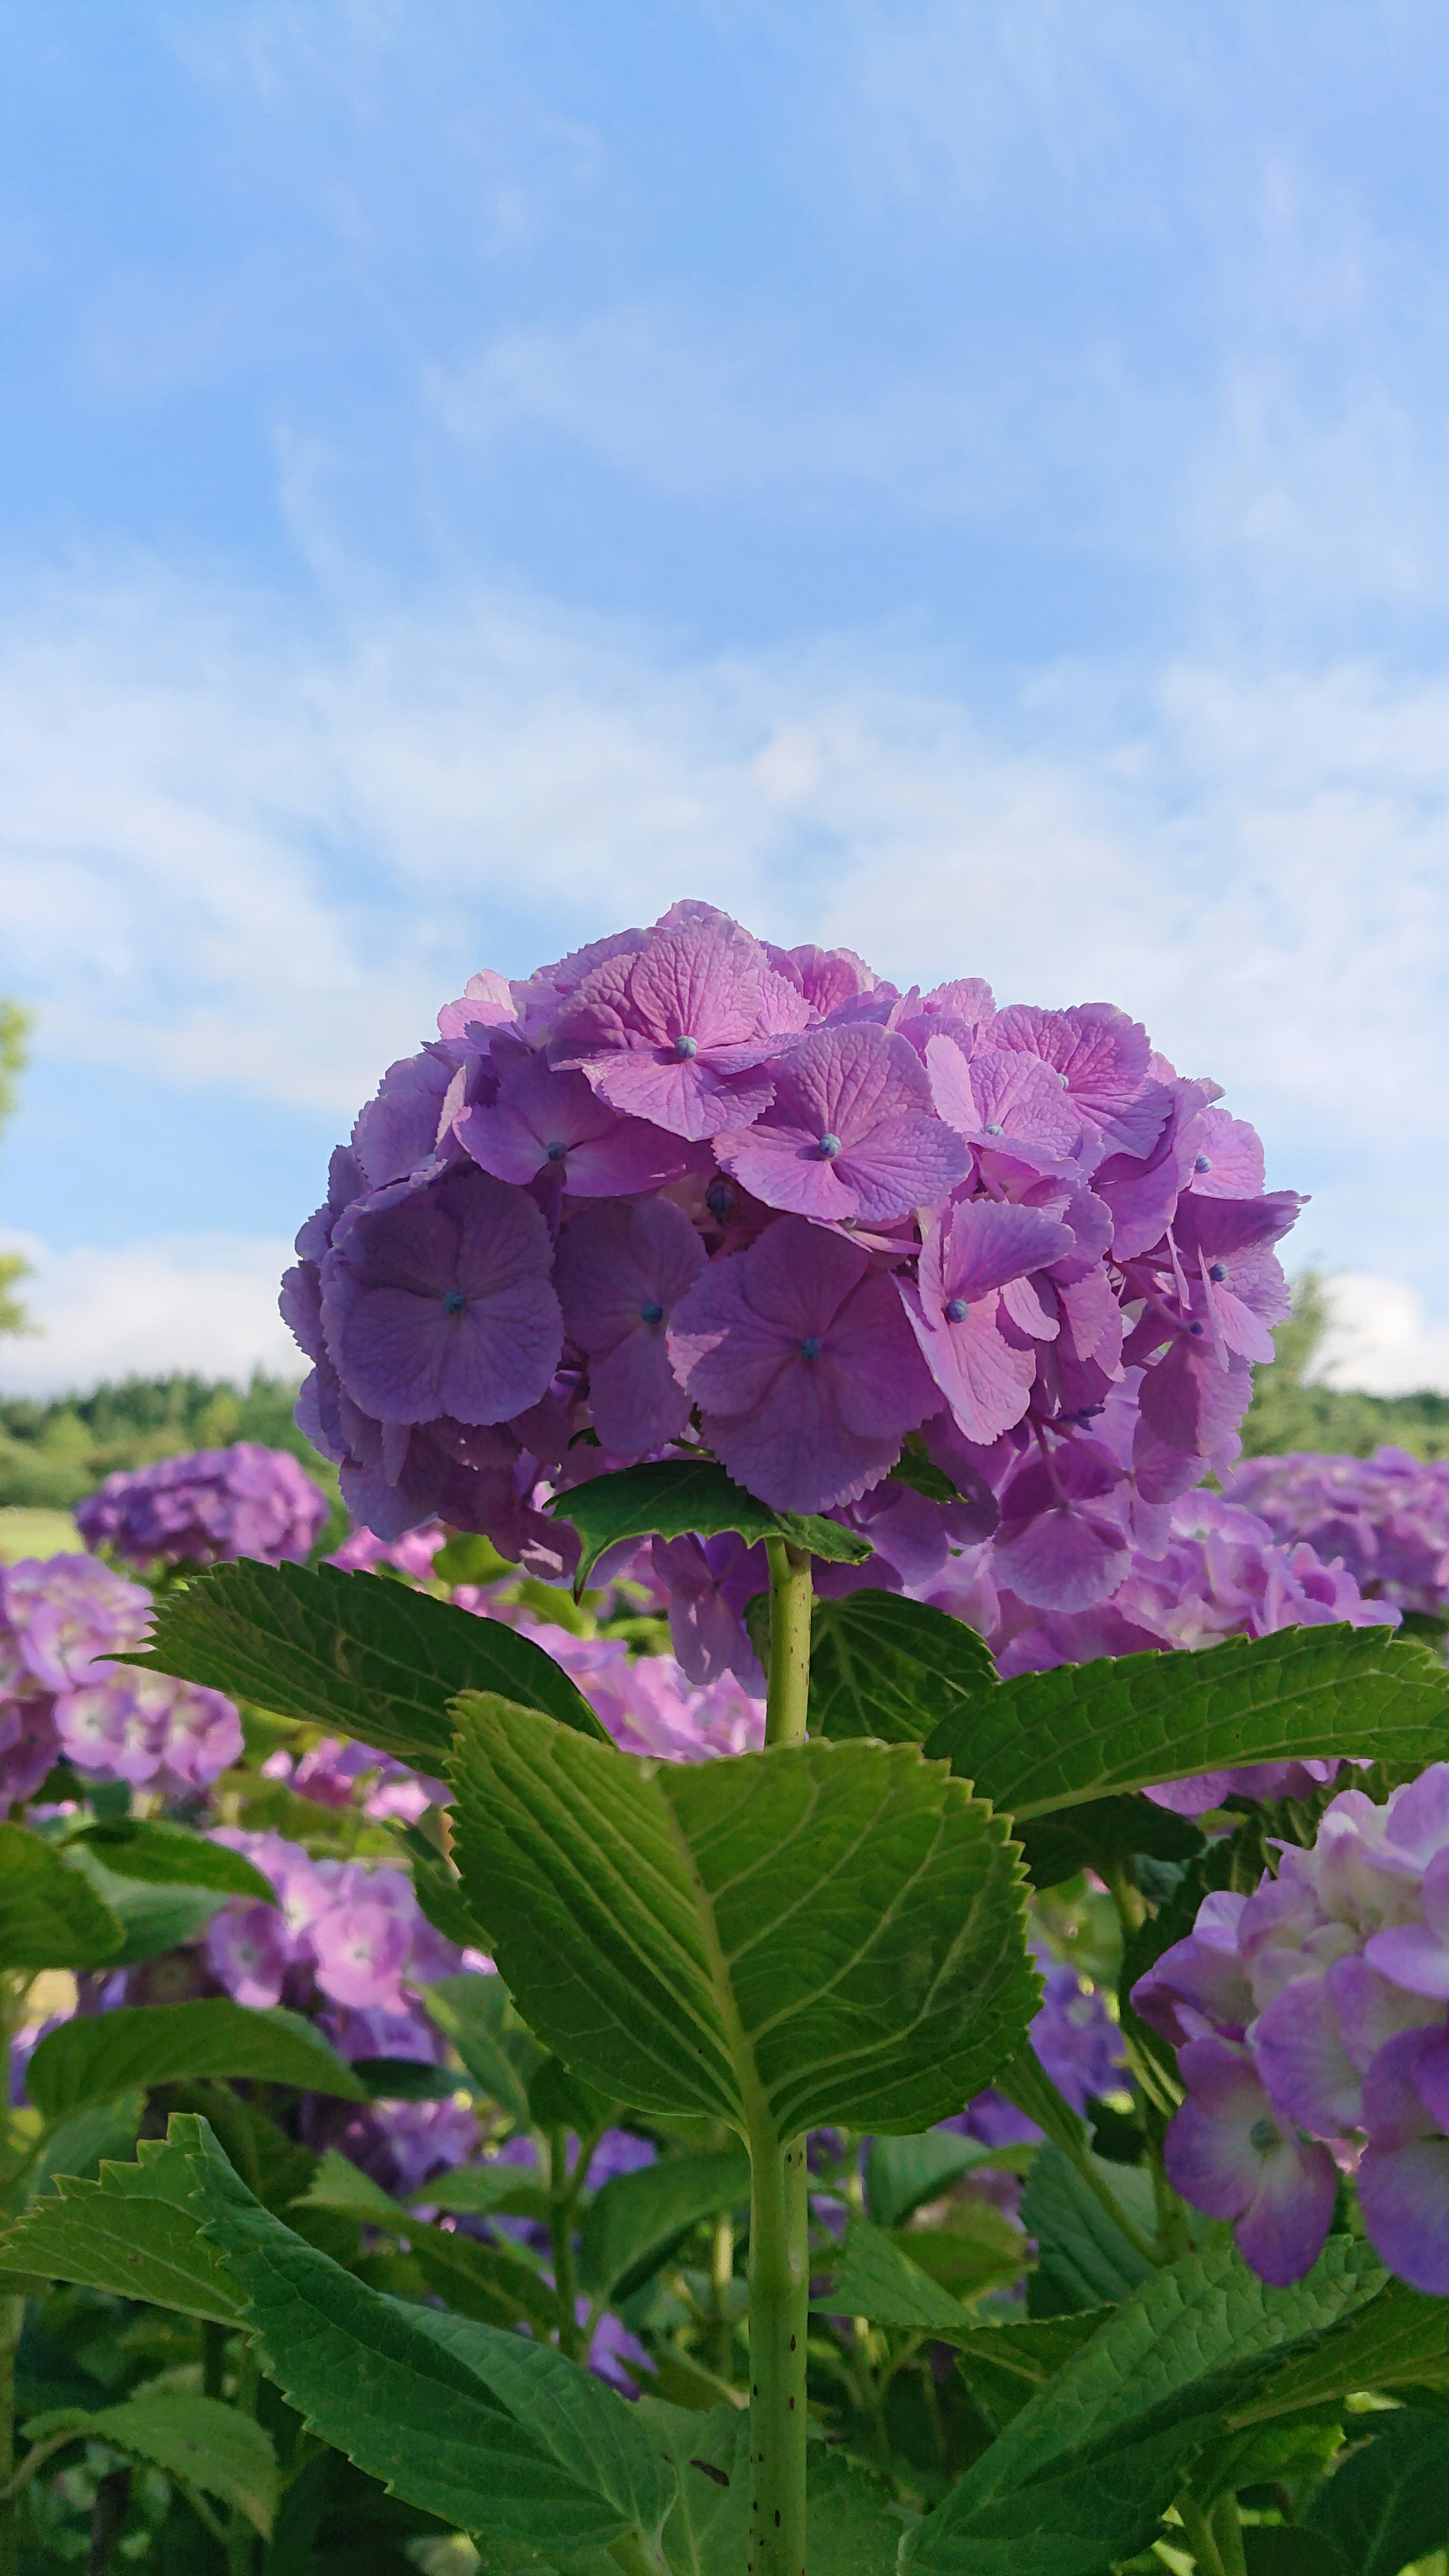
[1016,1795,1203,1892]
[397,2218,570,2339]
[809,1591,998,1745]
[926,1624,1449,1821]
[178,2115,676,2555]
[0,2137,243,2322]
[120,1557,608,1758]
[1020,2147,1155,2316]
[1228,2277,1449,2424]
[63,1842,231,1964]
[904,2236,1386,2574]
[581,2150,751,2302]
[421,1969,541,2124]
[22,2394,278,2534]
[548,1458,873,1598]
[1303,2409,1449,2576]
[866,2130,1031,2230]
[66,1818,279,1903]
[815,2219,979,2338]
[0,1823,124,1971]
[26,1999,368,2117]
[954,2313,1111,2431]
[449,1696,1037,2141]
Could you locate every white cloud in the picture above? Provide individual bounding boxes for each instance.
[1309,1273,1449,1399]
[0,1231,300,1398]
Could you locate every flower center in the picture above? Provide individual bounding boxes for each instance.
[944,1297,970,1324]
[817,1132,842,1159]
[798,1335,823,1362]
[545,1139,569,1162]
[639,1301,665,1326]
[1208,1261,1227,1282]
[443,1290,468,1315]
[706,1178,735,1218]
[1194,1153,1212,1172]
[1249,2116,1281,2155]
[1189,1320,1205,1336]
[983,1121,1004,1135]
[673,1033,699,1060]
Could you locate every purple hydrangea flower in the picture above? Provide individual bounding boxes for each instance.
[554,1198,708,1456]
[1165,2033,1339,2288]
[550,908,810,1140]
[668,1217,938,1513]
[456,1053,704,1198]
[321,1165,563,1427]
[1,1553,152,1690]
[77,1444,326,1570]
[927,1035,1085,1175]
[715,1024,968,1226]
[56,1673,243,1796]
[1224,1446,1449,1622]
[898,1198,1074,1446]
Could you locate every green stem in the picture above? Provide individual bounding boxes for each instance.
[1211,2491,1247,2576]
[748,2131,810,2576]
[86,2464,130,2576]
[707,2206,735,2381]
[1175,2489,1228,2576]
[549,2128,582,2358]
[0,1967,26,2576]
[763,1539,813,1747]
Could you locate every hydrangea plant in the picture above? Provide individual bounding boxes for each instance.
[3,910,1449,2576]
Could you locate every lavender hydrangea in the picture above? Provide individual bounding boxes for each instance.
[1131,1764,1449,2292]
[205,1828,463,2061]
[0,1554,242,1804]
[281,899,1301,1558]
[77,1442,326,1569]
[1224,1445,1449,1621]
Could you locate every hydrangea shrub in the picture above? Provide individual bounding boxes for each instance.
[4,910,1449,2576]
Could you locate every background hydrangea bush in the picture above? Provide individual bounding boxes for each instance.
[4,906,1449,2576]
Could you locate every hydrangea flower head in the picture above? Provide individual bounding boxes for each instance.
[716,1024,968,1226]
[77,1445,326,1569]
[550,907,810,1139]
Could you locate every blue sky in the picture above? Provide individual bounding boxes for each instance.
[3,1,1448,1395]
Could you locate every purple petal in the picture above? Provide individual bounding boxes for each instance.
[899,1279,1037,1446]
[1251,1973,1364,2135]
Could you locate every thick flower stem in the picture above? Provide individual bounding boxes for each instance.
[763,1539,812,1748]
[748,2131,810,2576]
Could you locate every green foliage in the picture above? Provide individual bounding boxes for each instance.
[0,1822,125,1970]
[0,2136,245,2322]
[580,2150,751,2303]
[449,1694,1038,2139]
[925,1620,1449,1819]
[21,2393,279,2533]
[126,1558,608,1759]
[809,1589,998,1743]
[818,2219,984,2336]
[1015,1794,1203,1891]
[1301,2408,1449,2575]
[25,1999,368,2117]
[0,1365,341,1518]
[550,1457,874,1596]
[1244,1271,1449,1461]
[866,2129,1028,2231]
[1018,2147,1156,2316]
[65,1819,278,1903]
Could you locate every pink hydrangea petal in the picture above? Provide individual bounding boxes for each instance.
[899,1279,1037,1447]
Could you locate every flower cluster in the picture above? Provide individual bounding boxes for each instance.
[0,1554,241,1805]
[257,1734,451,1827]
[77,1442,327,1569]
[1132,1764,1449,2293]
[1225,1446,1449,1621]
[282,901,1300,1581]
[326,1521,447,1580]
[205,1826,462,2056]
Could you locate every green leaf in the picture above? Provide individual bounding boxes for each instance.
[22,2393,278,2534]
[178,2114,676,2553]
[350,2056,465,2102]
[0,2139,244,2322]
[0,1823,124,1970]
[23,2096,145,2204]
[904,2236,1385,2575]
[1019,2146,1155,2316]
[1303,2409,1449,2576]
[1016,1795,1203,1892]
[548,1458,873,1598]
[62,1842,231,1963]
[815,2218,979,2338]
[926,1624,1449,1822]
[449,1697,1037,2139]
[1242,2533,1347,2576]
[295,2148,408,2227]
[954,2313,1112,2431]
[399,1827,494,1950]
[421,1970,541,2123]
[641,2398,900,2576]
[580,2149,751,2302]
[26,1999,368,2118]
[120,1557,608,1758]
[1228,2279,1449,2424]
[66,1818,280,1902]
[398,2219,571,2339]
[992,2042,1092,2162]
[809,1590,998,1745]
[866,2129,1030,2230]
[528,2053,617,2136]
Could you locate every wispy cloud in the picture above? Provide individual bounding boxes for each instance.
[0,1229,298,1398]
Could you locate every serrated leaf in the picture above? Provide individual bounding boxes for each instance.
[295,2148,409,2228]
[809,1590,998,1745]
[421,1970,540,2123]
[1303,2408,1449,2576]
[904,2236,1385,2575]
[580,2150,751,2302]
[449,1698,1037,2140]
[0,1823,124,1970]
[815,2218,978,2337]
[22,2393,278,2533]
[0,2150,243,2322]
[548,1459,872,1598]
[120,1558,608,1758]
[1229,2277,1449,2424]
[26,1999,367,2118]
[1017,1795,1203,1891]
[866,2129,1030,2230]
[67,1819,279,1903]
[926,1624,1449,1822]
[178,2114,675,2553]
[954,2312,1112,2430]
[400,1829,494,1950]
